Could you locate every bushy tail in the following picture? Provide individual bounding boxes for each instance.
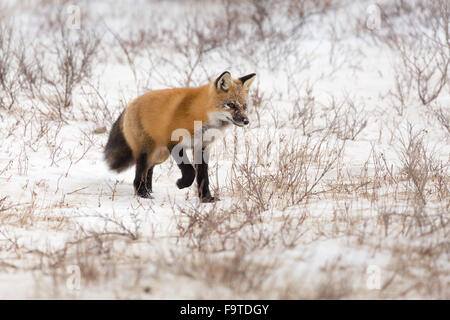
[104,112,133,172]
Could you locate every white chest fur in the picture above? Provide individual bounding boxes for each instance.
[200,112,232,145]
[207,111,232,129]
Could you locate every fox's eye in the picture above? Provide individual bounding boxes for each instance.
[224,103,235,110]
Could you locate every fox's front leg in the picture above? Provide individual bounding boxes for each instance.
[170,147,196,189]
[195,147,217,203]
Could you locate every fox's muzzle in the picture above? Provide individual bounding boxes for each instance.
[232,110,249,126]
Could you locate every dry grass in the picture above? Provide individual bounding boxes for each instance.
[0,0,448,299]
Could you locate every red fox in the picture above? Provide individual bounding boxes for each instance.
[104,71,256,202]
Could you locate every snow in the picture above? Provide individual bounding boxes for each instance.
[0,0,448,299]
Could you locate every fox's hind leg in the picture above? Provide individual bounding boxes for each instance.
[170,147,196,189]
[134,145,170,198]
[134,152,152,198]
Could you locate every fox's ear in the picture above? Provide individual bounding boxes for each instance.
[239,73,256,89]
[215,71,232,92]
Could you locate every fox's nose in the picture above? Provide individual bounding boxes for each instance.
[243,118,249,125]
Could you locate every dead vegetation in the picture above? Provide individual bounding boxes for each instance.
[0,0,448,299]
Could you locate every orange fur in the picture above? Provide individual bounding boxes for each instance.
[122,72,255,166]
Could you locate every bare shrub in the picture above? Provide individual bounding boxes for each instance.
[397,124,434,205]
[432,106,450,134]
[0,23,22,110]
[162,247,276,295]
[30,21,100,121]
[326,96,368,141]
[1,0,448,300]
[229,130,345,211]
[288,83,317,135]
[155,19,221,87]
[397,42,449,107]
[107,25,161,91]
[394,124,448,235]
[176,203,240,252]
[211,0,337,70]
[378,1,449,110]
[79,82,116,126]
[387,65,413,116]
[75,211,142,241]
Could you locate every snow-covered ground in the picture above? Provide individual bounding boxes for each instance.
[0,0,448,299]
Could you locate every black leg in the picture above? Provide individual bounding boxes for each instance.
[170,147,196,189]
[145,165,154,193]
[195,148,216,202]
[134,152,151,198]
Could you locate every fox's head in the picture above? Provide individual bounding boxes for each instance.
[209,71,256,127]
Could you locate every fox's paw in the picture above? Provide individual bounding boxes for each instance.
[136,189,153,199]
[176,178,194,189]
[200,196,218,203]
